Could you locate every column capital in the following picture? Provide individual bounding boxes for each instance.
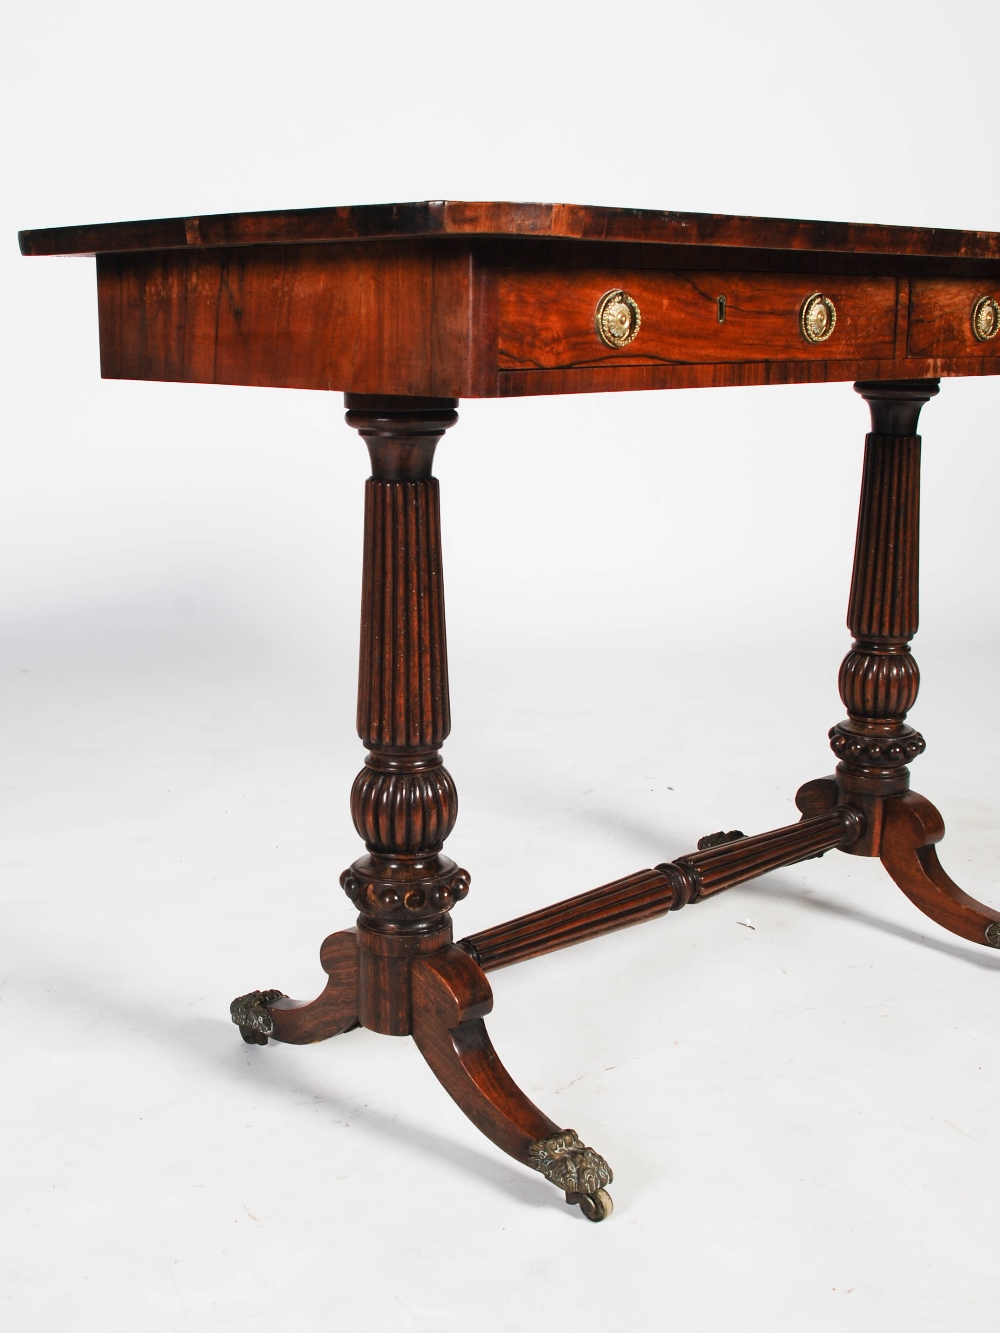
[854,380,940,435]
[345,395,459,479]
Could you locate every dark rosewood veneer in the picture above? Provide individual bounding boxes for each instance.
[20,201,1000,1221]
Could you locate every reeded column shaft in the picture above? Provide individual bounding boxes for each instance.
[831,381,938,848]
[357,474,450,750]
[340,395,469,1034]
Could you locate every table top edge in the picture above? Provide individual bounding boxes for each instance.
[18,199,1000,262]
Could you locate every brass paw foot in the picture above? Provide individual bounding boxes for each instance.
[230,989,287,1045]
[527,1129,614,1223]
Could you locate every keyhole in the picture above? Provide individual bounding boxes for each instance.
[717,295,727,323]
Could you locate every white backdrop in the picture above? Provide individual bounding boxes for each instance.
[4,3,1000,1330]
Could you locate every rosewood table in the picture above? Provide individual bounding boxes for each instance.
[19,201,1000,1221]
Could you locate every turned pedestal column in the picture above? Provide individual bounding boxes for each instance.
[827,379,938,853]
[339,395,470,1034]
[228,376,996,1227]
[795,379,1000,948]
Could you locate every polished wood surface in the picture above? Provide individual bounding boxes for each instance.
[18,198,1000,260]
[460,808,864,973]
[217,380,998,1222]
[20,202,1000,1222]
[880,793,1000,944]
[264,931,360,1045]
[907,278,1000,357]
[339,397,468,1037]
[20,202,1000,398]
[499,269,899,370]
[411,945,559,1160]
[94,243,497,399]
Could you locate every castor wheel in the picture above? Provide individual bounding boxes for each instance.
[567,1188,614,1222]
[230,989,286,1045]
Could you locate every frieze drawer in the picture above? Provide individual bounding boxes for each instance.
[498,270,898,370]
[907,279,1000,357]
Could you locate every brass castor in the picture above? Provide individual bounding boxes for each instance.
[230,989,286,1045]
[567,1188,614,1222]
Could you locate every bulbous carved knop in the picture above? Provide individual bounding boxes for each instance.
[351,760,458,853]
[839,648,920,719]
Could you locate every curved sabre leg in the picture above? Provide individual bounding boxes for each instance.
[231,929,361,1045]
[881,793,1000,949]
[411,946,614,1221]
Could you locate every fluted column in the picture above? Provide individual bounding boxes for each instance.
[340,395,469,1033]
[831,380,938,850]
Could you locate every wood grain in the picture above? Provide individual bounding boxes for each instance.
[339,399,469,1035]
[19,199,1000,263]
[263,930,360,1044]
[28,199,1000,396]
[461,809,863,972]
[24,197,1000,1217]
[499,270,897,370]
[880,793,1000,944]
[830,382,935,855]
[355,475,450,749]
[96,241,494,399]
[495,355,1000,396]
[92,240,1000,398]
[411,946,559,1158]
[907,279,1000,357]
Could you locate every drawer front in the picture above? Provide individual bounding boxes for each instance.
[907,279,1000,357]
[499,270,897,369]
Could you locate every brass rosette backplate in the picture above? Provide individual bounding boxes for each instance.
[595,289,641,348]
[972,294,999,342]
[800,292,837,344]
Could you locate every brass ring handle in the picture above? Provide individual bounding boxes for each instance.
[595,289,641,348]
[800,292,837,344]
[972,295,999,342]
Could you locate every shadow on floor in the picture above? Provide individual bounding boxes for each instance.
[739,874,1000,971]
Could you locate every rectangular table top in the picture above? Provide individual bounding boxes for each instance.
[19,201,1000,399]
